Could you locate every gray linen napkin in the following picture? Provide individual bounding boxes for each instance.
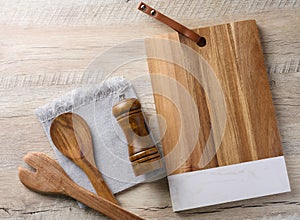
[35,76,165,207]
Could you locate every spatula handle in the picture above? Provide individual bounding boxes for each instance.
[66,182,144,220]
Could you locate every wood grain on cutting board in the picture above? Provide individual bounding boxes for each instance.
[145,20,283,175]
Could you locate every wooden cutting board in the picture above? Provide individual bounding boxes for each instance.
[145,20,289,211]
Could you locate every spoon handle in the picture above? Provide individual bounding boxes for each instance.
[79,157,118,205]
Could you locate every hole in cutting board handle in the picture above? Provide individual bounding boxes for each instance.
[197,37,206,47]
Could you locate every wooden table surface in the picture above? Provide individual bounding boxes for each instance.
[0,0,299,219]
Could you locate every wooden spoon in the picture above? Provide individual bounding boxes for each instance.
[50,112,118,204]
[18,152,144,220]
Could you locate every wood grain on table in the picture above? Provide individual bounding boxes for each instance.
[0,0,299,219]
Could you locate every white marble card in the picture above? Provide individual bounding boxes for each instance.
[168,156,290,211]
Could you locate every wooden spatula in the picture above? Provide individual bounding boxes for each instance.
[50,112,118,204]
[18,152,144,220]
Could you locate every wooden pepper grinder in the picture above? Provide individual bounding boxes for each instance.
[112,95,162,176]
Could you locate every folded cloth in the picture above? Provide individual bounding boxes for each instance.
[35,76,165,207]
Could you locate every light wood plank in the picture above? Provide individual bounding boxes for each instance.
[0,0,299,219]
[0,11,299,76]
[0,0,298,26]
